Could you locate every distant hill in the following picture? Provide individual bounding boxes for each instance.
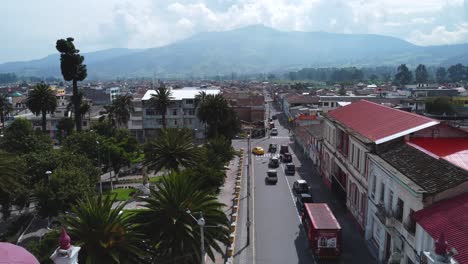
[1,25,468,79]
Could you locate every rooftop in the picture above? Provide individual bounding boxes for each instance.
[413,192,468,264]
[379,143,468,195]
[142,87,220,101]
[326,100,439,144]
[304,203,341,230]
[408,137,468,171]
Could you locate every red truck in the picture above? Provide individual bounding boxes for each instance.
[301,203,342,258]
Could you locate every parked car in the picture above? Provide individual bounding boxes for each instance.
[270,128,278,136]
[280,145,289,155]
[268,143,278,153]
[280,153,292,163]
[293,179,309,195]
[269,155,279,168]
[296,193,314,212]
[266,169,278,184]
[285,163,295,175]
[272,114,277,120]
[252,146,265,155]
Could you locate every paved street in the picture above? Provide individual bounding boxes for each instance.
[233,97,376,264]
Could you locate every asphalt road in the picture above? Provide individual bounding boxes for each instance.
[234,96,376,264]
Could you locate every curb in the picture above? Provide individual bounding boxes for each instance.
[225,148,244,264]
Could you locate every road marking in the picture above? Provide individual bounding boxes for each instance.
[280,163,302,223]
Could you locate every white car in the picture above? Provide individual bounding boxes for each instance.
[270,128,278,136]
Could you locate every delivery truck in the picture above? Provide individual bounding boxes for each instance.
[301,203,342,258]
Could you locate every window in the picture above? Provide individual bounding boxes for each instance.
[336,129,349,156]
[404,209,416,235]
[356,148,360,170]
[185,99,194,104]
[371,175,376,199]
[379,183,385,204]
[361,192,366,216]
[172,109,177,115]
[188,109,195,115]
[388,190,394,210]
[324,102,329,106]
[157,119,162,125]
[174,119,178,125]
[395,198,404,222]
[146,109,155,115]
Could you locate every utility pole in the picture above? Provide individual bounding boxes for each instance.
[246,130,251,245]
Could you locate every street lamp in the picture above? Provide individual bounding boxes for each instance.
[45,170,52,229]
[186,210,206,264]
[96,140,102,195]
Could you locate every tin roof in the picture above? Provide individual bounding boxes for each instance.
[413,192,468,264]
[408,137,468,172]
[326,100,439,144]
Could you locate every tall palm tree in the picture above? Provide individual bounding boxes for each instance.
[111,94,134,128]
[149,84,172,129]
[135,173,229,263]
[56,37,87,131]
[26,83,57,132]
[143,128,199,173]
[0,94,12,134]
[63,195,147,263]
[197,94,228,138]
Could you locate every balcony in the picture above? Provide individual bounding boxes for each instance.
[375,203,395,227]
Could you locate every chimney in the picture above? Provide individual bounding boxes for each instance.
[50,228,80,264]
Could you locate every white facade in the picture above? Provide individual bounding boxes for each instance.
[321,119,369,230]
[366,153,425,264]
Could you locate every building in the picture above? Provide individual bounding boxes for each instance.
[321,100,440,235]
[139,87,220,139]
[414,192,468,264]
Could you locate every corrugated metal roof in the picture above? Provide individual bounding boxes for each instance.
[409,138,468,172]
[305,203,341,230]
[413,192,468,264]
[326,100,439,144]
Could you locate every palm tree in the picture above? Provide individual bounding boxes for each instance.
[135,173,229,263]
[143,128,199,173]
[56,37,87,131]
[63,195,147,263]
[111,94,134,128]
[197,94,228,138]
[0,94,12,134]
[26,83,57,132]
[149,84,172,129]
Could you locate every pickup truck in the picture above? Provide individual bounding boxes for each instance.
[266,169,278,184]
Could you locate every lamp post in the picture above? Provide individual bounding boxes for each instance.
[45,170,52,229]
[186,210,206,264]
[96,140,102,195]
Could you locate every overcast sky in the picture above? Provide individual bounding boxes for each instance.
[2,0,468,63]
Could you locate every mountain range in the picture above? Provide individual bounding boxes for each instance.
[1,25,468,79]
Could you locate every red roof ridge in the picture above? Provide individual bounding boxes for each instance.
[357,100,435,122]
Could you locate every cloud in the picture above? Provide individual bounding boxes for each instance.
[408,23,468,45]
[1,0,468,63]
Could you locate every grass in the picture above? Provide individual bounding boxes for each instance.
[104,188,136,201]
[149,176,164,184]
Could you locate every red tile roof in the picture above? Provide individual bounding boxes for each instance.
[408,138,468,171]
[413,192,468,264]
[326,100,439,144]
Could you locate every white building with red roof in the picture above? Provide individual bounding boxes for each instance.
[321,100,440,233]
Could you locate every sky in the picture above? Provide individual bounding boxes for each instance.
[1,0,468,63]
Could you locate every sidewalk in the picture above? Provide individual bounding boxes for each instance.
[206,155,240,264]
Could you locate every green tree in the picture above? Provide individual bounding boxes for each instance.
[415,64,428,86]
[64,195,146,263]
[57,117,74,142]
[0,94,12,134]
[0,118,52,155]
[62,131,99,164]
[394,64,412,86]
[135,173,229,263]
[447,63,467,82]
[56,37,87,131]
[25,83,57,132]
[150,84,172,129]
[144,128,199,174]
[425,97,455,115]
[0,151,27,219]
[204,137,235,166]
[197,94,240,139]
[27,230,59,264]
[436,67,447,84]
[110,94,134,128]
